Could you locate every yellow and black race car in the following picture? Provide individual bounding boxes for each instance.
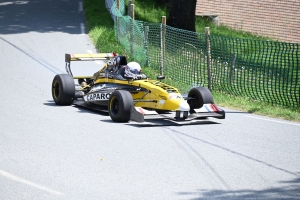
[51,53,225,123]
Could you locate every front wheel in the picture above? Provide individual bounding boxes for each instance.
[187,87,214,113]
[108,90,133,122]
[52,74,75,105]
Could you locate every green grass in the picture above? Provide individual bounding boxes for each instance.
[84,0,300,122]
[131,0,167,23]
[84,0,129,56]
[195,17,272,40]
[213,92,300,121]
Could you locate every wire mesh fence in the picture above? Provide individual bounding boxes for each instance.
[209,36,299,107]
[109,0,299,107]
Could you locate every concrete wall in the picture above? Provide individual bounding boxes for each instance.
[196,0,300,43]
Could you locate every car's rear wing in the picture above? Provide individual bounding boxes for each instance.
[65,53,117,77]
[65,53,117,62]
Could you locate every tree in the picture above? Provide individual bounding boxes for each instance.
[155,0,169,8]
[166,0,197,32]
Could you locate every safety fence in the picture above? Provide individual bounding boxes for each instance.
[108,0,299,107]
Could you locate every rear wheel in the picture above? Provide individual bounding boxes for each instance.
[108,90,133,122]
[187,87,214,113]
[52,74,75,105]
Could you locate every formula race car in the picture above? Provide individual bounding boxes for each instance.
[51,53,225,123]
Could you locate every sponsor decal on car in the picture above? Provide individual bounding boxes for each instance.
[90,84,106,92]
[169,93,182,100]
[84,93,110,101]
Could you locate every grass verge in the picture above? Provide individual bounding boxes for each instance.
[84,0,300,122]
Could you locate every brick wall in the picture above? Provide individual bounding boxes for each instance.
[196,0,300,44]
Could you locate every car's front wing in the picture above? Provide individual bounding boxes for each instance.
[131,104,225,123]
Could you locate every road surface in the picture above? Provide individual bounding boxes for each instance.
[0,1,299,199]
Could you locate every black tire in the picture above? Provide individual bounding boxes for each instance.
[187,87,214,113]
[52,74,75,105]
[108,90,133,122]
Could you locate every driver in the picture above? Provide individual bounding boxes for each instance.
[123,62,147,80]
[92,57,147,81]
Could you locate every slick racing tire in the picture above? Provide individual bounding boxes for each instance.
[187,87,214,113]
[109,90,133,122]
[52,74,75,105]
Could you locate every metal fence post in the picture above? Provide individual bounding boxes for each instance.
[229,53,237,85]
[116,0,120,43]
[130,4,135,54]
[127,0,132,16]
[160,16,166,76]
[144,25,149,66]
[205,27,212,91]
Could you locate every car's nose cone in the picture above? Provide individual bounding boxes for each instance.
[179,100,190,111]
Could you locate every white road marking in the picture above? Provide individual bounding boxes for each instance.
[80,23,85,35]
[0,1,28,6]
[244,115,300,127]
[79,1,83,12]
[0,169,63,196]
[79,2,85,35]
[0,2,13,6]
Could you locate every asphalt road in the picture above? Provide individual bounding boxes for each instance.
[0,1,299,199]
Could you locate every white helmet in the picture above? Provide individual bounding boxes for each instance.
[124,62,142,79]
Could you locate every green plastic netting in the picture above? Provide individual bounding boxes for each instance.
[110,0,300,107]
